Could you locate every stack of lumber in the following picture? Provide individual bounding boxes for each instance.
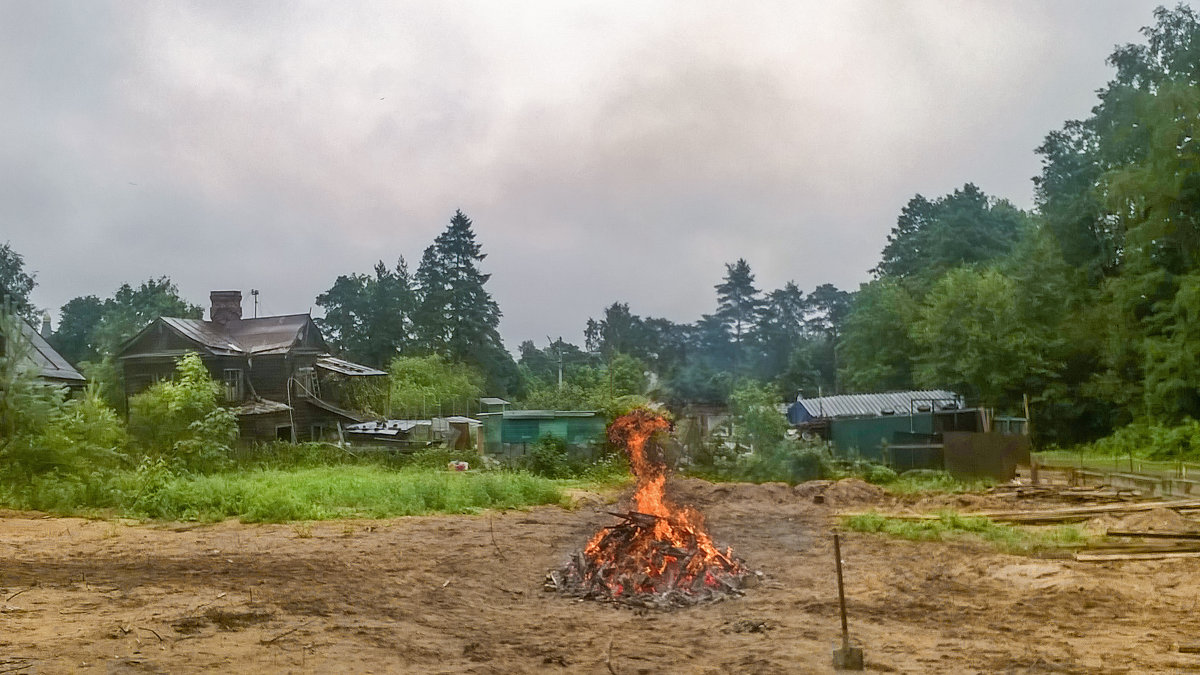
[985,485,1142,502]
[844,498,1200,525]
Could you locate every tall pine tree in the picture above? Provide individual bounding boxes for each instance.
[714,259,762,370]
[414,210,518,394]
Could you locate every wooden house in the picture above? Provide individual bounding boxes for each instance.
[116,290,385,443]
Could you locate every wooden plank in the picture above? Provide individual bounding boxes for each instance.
[1105,530,1200,539]
[1075,550,1200,562]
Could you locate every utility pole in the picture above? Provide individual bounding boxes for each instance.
[251,289,259,318]
[549,336,563,390]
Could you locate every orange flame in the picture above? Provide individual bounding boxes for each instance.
[579,409,741,596]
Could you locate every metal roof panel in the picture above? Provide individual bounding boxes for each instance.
[795,390,961,419]
[316,356,386,376]
[18,319,85,382]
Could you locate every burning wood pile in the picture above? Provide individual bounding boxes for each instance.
[546,409,756,609]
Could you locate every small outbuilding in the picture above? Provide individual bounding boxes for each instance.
[478,410,607,459]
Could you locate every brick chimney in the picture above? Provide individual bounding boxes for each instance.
[209,290,243,325]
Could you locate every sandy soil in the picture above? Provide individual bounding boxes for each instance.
[4,479,1200,674]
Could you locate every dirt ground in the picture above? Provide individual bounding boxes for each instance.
[4,479,1200,674]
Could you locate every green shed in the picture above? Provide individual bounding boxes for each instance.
[829,415,935,462]
[479,410,607,458]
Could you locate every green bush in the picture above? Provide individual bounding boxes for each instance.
[731,440,833,484]
[1079,419,1200,460]
[1,310,128,483]
[526,435,576,478]
[827,459,899,485]
[884,470,995,494]
[127,353,238,471]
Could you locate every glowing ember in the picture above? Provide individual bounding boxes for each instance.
[546,409,756,609]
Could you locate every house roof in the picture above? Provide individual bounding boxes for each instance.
[157,314,321,356]
[17,319,85,383]
[792,390,961,420]
[479,397,510,406]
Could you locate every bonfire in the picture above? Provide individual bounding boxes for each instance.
[546,409,756,609]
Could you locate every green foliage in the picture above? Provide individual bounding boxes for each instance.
[728,440,833,484]
[755,282,807,380]
[2,464,566,522]
[728,380,788,452]
[90,277,203,357]
[518,349,649,415]
[0,242,38,322]
[909,267,1055,409]
[881,470,996,495]
[315,258,415,369]
[78,356,125,413]
[50,295,105,364]
[526,435,574,478]
[833,459,899,485]
[0,310,62,446]
[838,279,918,392]
[714,258,763,359]
[874,184,1027,289]
[842,511,1087,555]
[0,310,128,483]
[127,353,238,471]
[413,210,520,395]
[386,354,483,418]
[1077,419,1200,460]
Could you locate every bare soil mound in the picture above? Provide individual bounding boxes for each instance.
[667,477,793,507]
[1086,507,1200,534]
[821,478,888,508]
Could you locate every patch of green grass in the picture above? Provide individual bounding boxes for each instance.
[881,471,996,495]
[842,510,1088,555]
[0,465,567,523]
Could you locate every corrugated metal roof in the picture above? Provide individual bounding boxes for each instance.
[227,314,318,354]
[479,397,510,406]
[794,390,961,419]
[316,357,386,376]
[18,319,85,383]
[159,315,318,356]
[161,318,244,354]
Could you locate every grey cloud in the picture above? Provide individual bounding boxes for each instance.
[0,0,1166,350]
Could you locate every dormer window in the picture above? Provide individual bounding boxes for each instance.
[223,369,244,402]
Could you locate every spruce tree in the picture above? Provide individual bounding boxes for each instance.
[414,210,515,393]
[714,259,763,364]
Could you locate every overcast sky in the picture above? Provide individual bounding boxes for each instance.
[1,1,1168,349]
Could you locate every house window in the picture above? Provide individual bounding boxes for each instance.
[294,367,318,398]
[276,425,293,442]
[223,369,244,402]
